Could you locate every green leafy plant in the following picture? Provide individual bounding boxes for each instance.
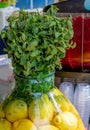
[1,5,75,77]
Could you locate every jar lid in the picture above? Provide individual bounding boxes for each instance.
[0,2,9,8]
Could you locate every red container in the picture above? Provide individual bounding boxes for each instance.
[61,14,90,72]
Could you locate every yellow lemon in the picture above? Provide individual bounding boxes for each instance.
[0,104,5,118]
[38,124,59,130]
[53,112,78,130]
[0,118,12,130]
[77,118,85,130]
[50,88,63,96]
[49,88,70,112]
[13,119,37,130]
[29,94,54,125]
[5,100,28,122]
[68,102,85,130]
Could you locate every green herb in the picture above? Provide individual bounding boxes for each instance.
[2,73,55,109]
[1,5,75,77]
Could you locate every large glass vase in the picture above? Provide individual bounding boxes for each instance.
[0,72,85,130]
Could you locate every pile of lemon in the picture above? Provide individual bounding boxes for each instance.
[0,88,85,130]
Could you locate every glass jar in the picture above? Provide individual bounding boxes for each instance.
[0,72,85,130]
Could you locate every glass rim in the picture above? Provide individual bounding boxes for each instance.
[14,71,55,80]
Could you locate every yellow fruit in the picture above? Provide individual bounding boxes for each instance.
[53,112,78,130]
[49,88,70,112]
[50,88,63,96]
[38,124,59,130]
[77,118,85,130]
[13,119,37,130]
[0,118,12,130]
[0,104,5,118]
[49,88,85,130]
[68,102,85,130]
[5,100,28,122]
[29,94,54,125]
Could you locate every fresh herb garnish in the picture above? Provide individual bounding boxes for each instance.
[1,5,75,77]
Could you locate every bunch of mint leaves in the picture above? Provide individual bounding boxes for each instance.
[1,5,75,77]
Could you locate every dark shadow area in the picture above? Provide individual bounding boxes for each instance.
[43,0,90,13]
